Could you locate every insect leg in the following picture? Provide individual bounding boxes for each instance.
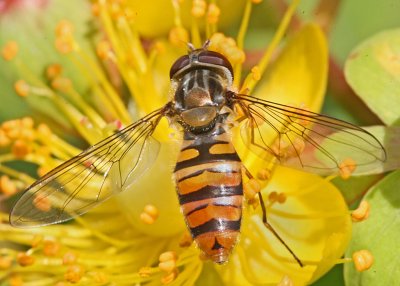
[242,165,303,267]
[257,191,304,267]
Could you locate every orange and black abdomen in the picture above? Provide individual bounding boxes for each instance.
[174,127,243,264]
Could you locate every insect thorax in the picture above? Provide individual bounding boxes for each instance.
[171,68,232,134]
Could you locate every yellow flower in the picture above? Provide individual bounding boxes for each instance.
[0,0,368,285]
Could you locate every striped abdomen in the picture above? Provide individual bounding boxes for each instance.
[174,128,243,264]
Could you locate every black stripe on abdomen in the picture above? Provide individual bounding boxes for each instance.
[190,219,241,238]
[178,185,242,204]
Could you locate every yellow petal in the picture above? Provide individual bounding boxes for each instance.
[217,166,352,285]
[127,0,246,38]
[115,140,186,237]
[253,23,328,112]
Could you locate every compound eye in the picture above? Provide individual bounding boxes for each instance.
[198,51,233,76]
[170,55,190,79]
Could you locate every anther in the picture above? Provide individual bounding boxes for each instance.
[16,252,35,267]
[51,77,72,92]
[257,168,271,180]
[169,27,189,46]
[251,66,261,81]
[0,256,12,270]
[191,0,206,18]
[244,178,261,200]
[277,192,287,204]
[339,158,356,179]
[161,269,179,284]
[12,140,31,158]
[352,250,374,272]
[37,124,52,136]
[14,80,30,97]
[55,20,74,38]
[207,3,220,24]
[64,264,85,283]
[179,232,193,247]
[43,240,61,256]
[96,41,113,60]
[0,130,10,147]
[63,252,78,265]
[46,64,63,80]
[268,191,278,202]
[91,3,100,16]
[140,204,159,224]
[1,41,18,61]
[138,267,153,278]
[21,117,34,129]
[158,251,178,273]
[252,0,263,3]
[33,193,52,212]
[0,175,17,196]
[352,201,370,222]
[159,251,178,262]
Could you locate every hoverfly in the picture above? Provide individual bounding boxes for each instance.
[10,42,386,266]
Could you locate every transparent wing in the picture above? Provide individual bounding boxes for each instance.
[10,109,164,227]
[234,94,386,176]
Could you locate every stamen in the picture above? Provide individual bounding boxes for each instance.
[96,40,113,60]
[140,204,159,224]
[169,26,189,46]
[352,250,374,272]
[351,200,370,222]
[16,252,35,267]
[0,256,12,269]
[159,260,177,272]
[161,269,179,284]
[0,175,17,195]
[268,191,278,203]
[33,193,52,212]
[12,140,31,158]
[14,80,30,97]
[159,251,178,262]
[244,178,261,200]
[138,267,153,277]
[251,66,261,81]
[1,41,18,61]
[43,239,61,256]
[207,3,220,33]
[46,64,63,80]
[0,130,10,147]
[339,158,356,179]
[191,0,206,18]
[243,0,301,93]
[257,168,271,180]
[234,0,253,86]
[277,192,287,204]
[64,264,85,283]
[209,33,245,67]
[63,251,78,265]
[179,232,193,247]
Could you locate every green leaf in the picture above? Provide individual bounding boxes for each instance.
[311,264,345,286]
[344,29,400,125]
[344,169,400,286]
